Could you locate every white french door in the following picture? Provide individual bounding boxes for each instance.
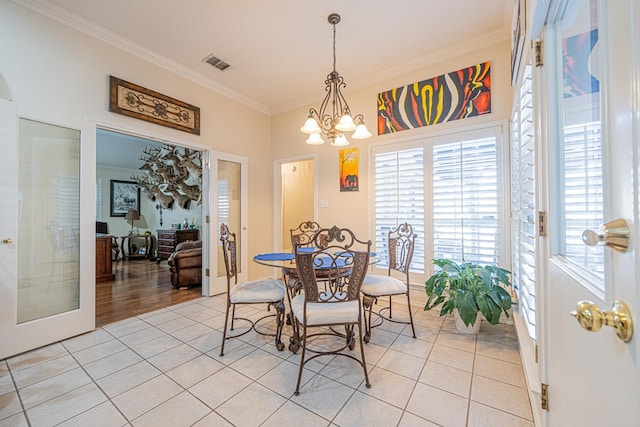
[0,100,95,359]
[540,0,640,424]
[206,152,248,296]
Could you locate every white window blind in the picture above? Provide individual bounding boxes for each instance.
[563,121,603,276]
[373,148,425,273]
[511,64,537,339]
[432,137,499,265]
[217,179,229,242]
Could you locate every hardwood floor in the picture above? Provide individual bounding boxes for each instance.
[96,259,202,327]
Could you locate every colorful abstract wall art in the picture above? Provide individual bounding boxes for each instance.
[339,148,359,192]
[377,62,492,135]
[563,29,599,98]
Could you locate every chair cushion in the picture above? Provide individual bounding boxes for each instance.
[230,278,285,304]
[291,294,360,325]
[361,274,408,297]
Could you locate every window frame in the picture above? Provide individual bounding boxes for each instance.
[369,121,510,285]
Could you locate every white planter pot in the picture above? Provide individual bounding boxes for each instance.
[453,309,481,334]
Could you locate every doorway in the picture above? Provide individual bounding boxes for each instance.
[279,157,316,250]
[95,128,204,326]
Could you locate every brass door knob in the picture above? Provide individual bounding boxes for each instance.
[570,300,633,342]
[3,237,13,244]
[582,218,630,252]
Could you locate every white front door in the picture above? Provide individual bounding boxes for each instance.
[542,0,640,424]
[0,100,95,359]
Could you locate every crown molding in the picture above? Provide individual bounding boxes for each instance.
[271,29,509,115]
[10,0,271,115]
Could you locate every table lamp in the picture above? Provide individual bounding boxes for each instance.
[125,209,140,235]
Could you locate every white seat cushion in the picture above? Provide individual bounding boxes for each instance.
[291,294,360,325]
[360,274,407,297]
[230,278,285,304]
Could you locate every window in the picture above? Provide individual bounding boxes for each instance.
[373,148,425,273]
[511,64,537,339]
[371,125,507,283]
[432,137,499,265]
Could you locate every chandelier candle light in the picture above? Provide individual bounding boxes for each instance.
[300,13,372,146]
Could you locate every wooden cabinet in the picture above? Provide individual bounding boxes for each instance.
[96,234,115,282]
[156,229,199,263]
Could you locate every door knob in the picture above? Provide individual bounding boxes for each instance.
[582,218,630,252]
[3,237,12,244]
[570,300,633,342]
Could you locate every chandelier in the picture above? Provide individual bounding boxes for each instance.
[300,13,372,146]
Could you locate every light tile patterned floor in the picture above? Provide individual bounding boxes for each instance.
[0,293,534,426]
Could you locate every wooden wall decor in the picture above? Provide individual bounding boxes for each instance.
[109,76,201,135]
[377,62,491,135]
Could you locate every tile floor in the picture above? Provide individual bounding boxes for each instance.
[0,293,534,427]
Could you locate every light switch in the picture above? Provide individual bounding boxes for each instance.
[319,200,329,208]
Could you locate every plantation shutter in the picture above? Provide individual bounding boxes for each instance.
[563,121,604,277]
[432,137,499,265]
[373,148,425,273]
[511,64,537,339]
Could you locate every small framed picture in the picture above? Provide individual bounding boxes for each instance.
[110,180,140,217]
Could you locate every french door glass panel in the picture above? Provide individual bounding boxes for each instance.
[18,119,80,323]
[216,159,241,277]
[555,0,604,285]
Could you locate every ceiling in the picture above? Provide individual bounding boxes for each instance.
[32,0,513,169]
[37,0,513,115]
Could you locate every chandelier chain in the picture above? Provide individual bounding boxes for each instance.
[332,23,337,73]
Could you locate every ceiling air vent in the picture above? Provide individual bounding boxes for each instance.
[202,54,230,71]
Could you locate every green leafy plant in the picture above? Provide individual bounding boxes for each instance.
[424,259,513,327]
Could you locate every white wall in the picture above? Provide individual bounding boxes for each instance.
[271,38,514,243]
[1,1,274,279]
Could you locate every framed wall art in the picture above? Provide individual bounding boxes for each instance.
[339,148,359,192]
[110,180,140,217]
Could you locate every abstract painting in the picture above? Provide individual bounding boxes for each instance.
[377,62,491,135]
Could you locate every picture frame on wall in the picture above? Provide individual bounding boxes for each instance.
[110,180,140,217]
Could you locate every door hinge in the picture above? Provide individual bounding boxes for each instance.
[538,211,547,236]
[205,268,210,277]
[541,383,549,410]
[535,344,538,363]
[535,40,543,67]
[205,215,210,223]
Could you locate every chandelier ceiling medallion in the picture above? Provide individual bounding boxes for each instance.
[300,13,372,146]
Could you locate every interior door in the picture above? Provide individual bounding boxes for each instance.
[542,0,639,424]
[206,152,248,296]
[0,101,95,359]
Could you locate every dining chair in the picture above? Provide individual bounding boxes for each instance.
[290,226,372,395]
[361,222,417,342]
[219,224,286,356]
[289,220,322,249]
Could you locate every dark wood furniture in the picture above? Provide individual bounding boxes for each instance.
[156,229,199,263]
[96,234,115,282]
[120,234,152,261]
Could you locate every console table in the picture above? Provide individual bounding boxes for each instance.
[156,229,199,263]
[120,234,152,260]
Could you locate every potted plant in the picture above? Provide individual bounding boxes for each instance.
[424,259,513,334]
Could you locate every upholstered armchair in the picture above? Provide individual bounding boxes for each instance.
[168,240,202,288]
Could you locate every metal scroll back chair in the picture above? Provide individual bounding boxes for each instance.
[361,222,417,342]
[290,226,372,395]
[289,220,322,249]
[219,224,286,356]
